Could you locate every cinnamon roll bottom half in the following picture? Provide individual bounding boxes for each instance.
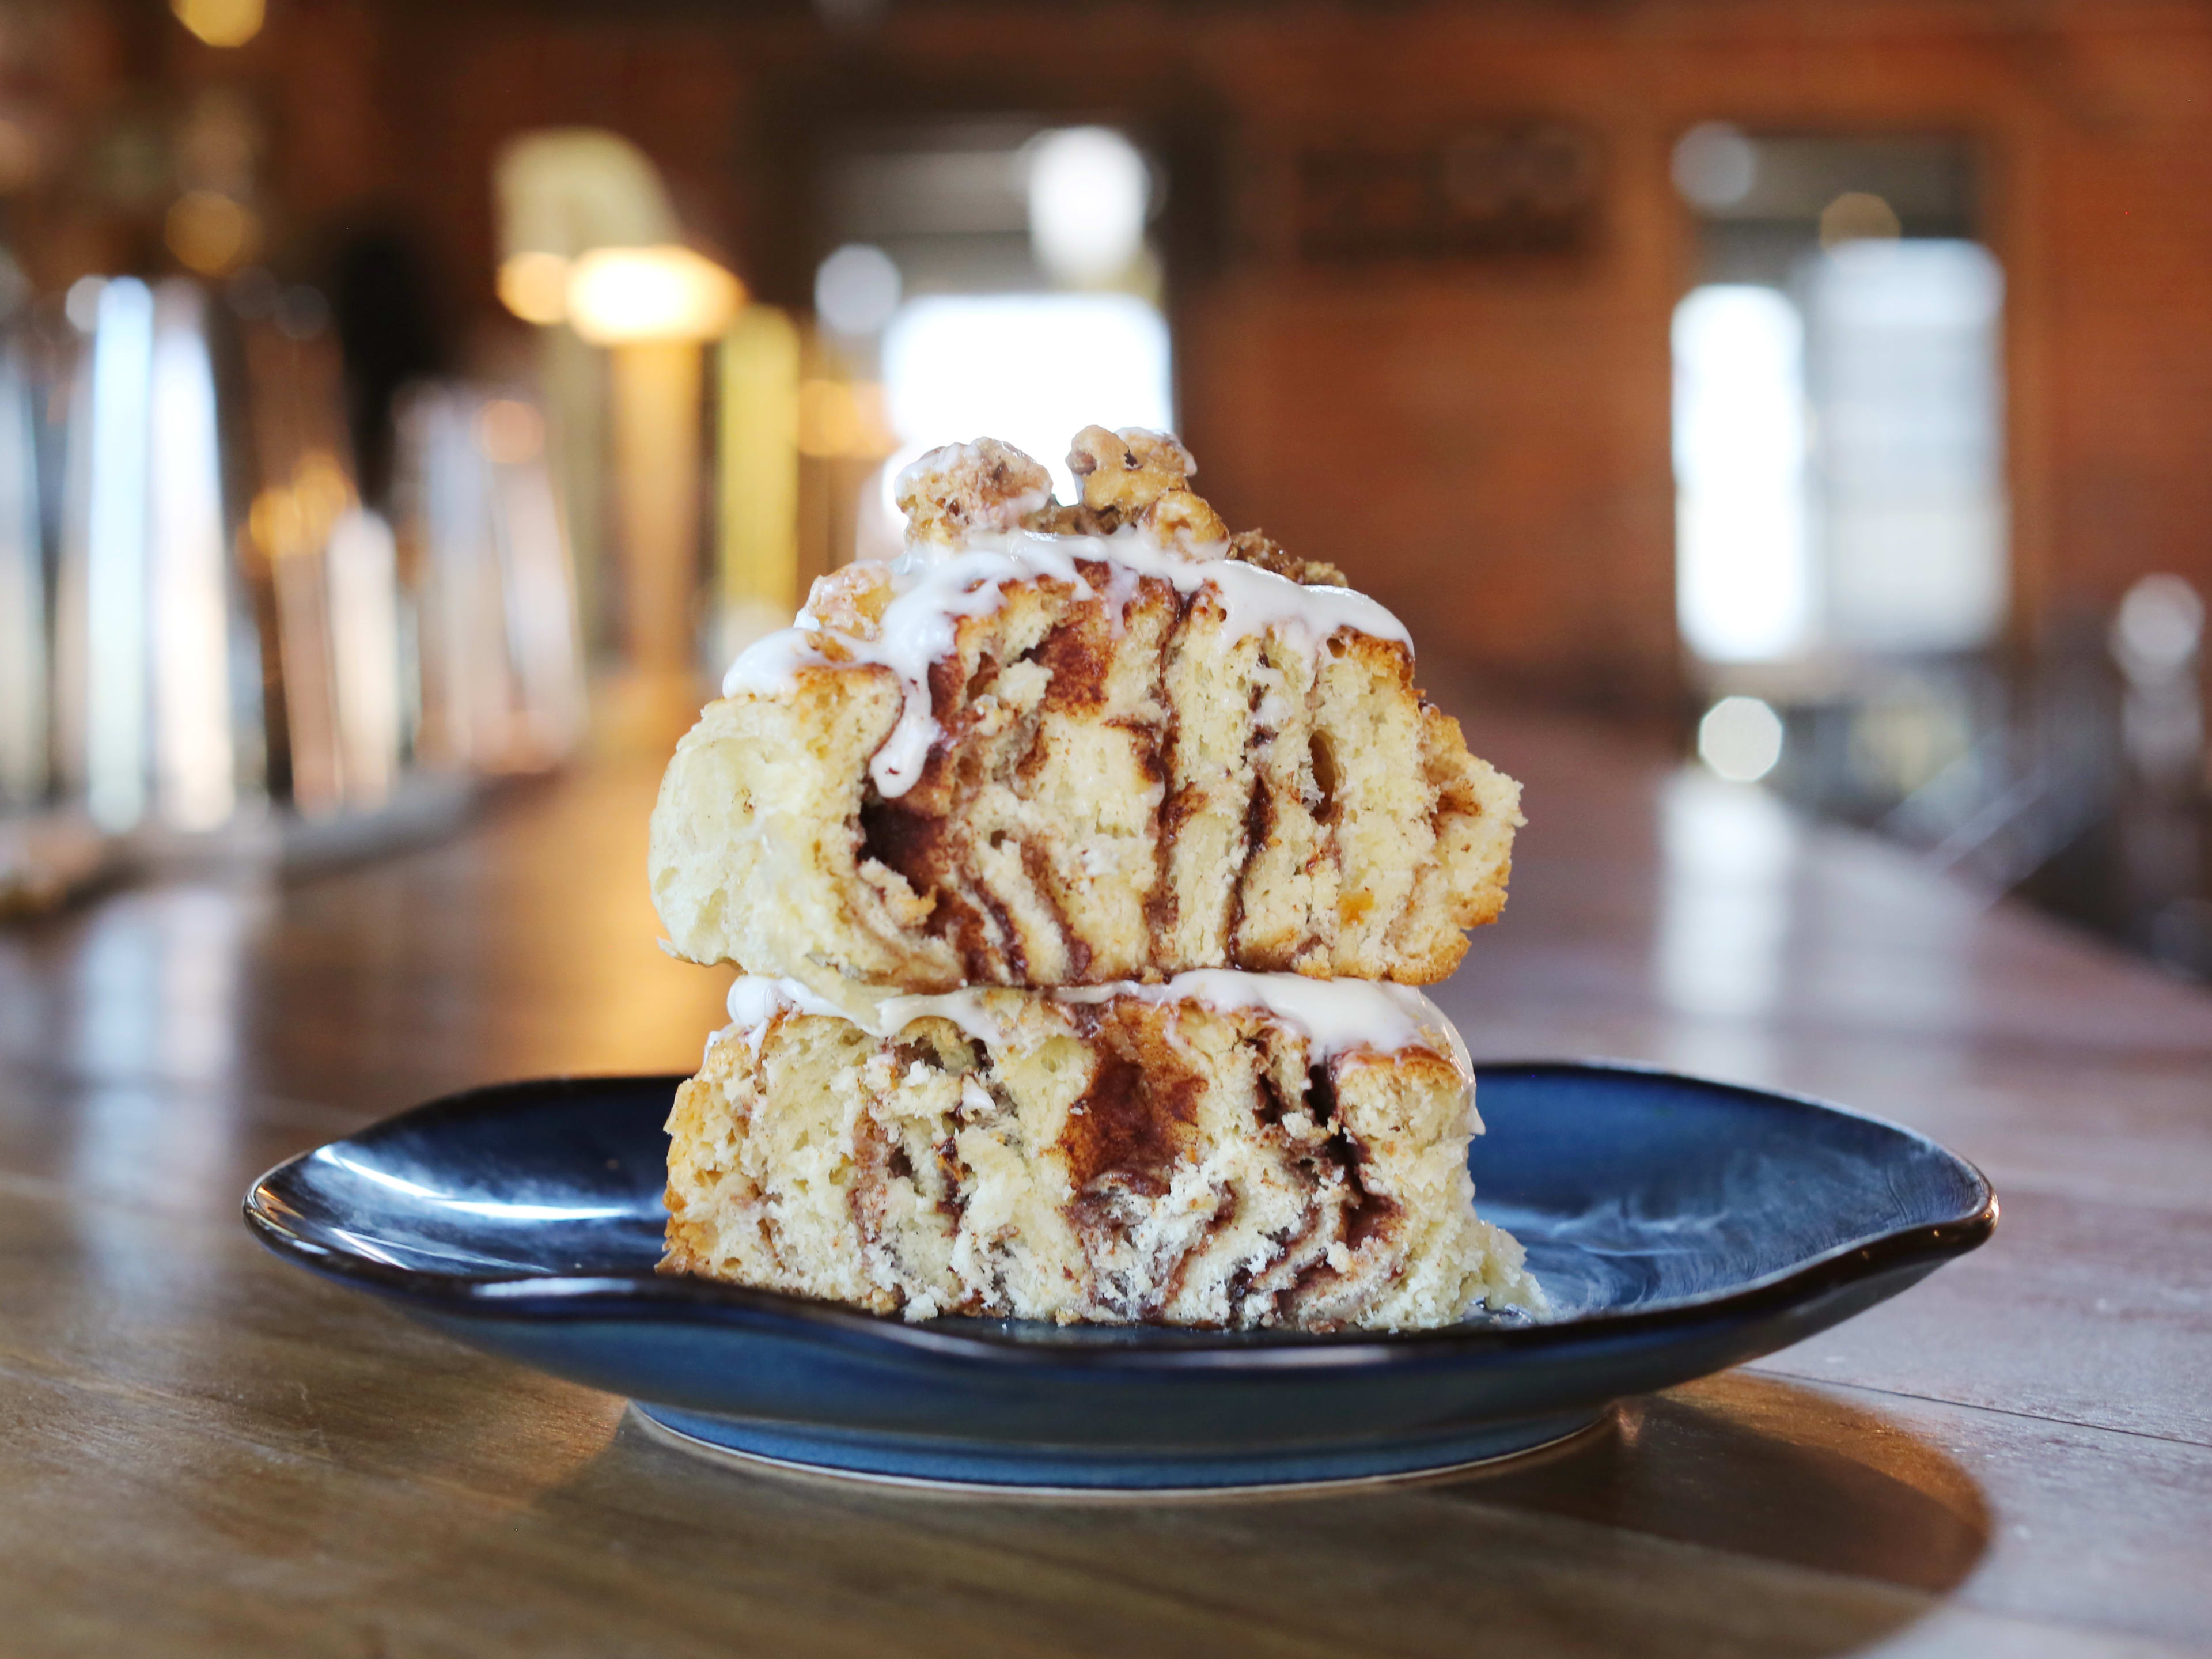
[661,973,1544,1331]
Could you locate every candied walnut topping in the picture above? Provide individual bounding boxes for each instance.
[1142,486,1229,548]
[1064,425,1228,547]
[892,426,1342,582]
[896,438,1054,542]
[1067,425,1196,513]
[1225,530,1348,588]
[802,562,896,649]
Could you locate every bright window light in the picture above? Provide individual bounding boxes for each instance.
[326,509,402,805]
[1025,128,1150,285]
[1,344,45,804]
[85,278,156,831]
[880,293,1172,501]
[1698,695,1786,782]
[1811,240,2006,653]
[148,285,235,830]
[1673,285,1813,664]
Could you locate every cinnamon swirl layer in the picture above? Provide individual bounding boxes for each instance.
[660,974,1544,1331]
[649,536,1521,994]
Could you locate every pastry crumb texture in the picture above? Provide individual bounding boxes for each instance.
[662,990,1545,1330]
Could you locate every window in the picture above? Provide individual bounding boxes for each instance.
[1671,132,2005,670]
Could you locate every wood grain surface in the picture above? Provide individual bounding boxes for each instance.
[3,701,2209,1657]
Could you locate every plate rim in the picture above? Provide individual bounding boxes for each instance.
[242,1058,1997,1373]
[624,1400,1621,1501]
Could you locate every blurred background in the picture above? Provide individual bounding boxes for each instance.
[0,0,2207,979]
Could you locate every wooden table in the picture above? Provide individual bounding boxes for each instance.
[4,705,2209,1657]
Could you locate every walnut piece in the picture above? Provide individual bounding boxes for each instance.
[1143,487,1230,548]
[1065,425,1228,547]
[895,439,1054,543]
[1067,425,1196,513]
[801,562,895,649]
[1225,530,1347,588]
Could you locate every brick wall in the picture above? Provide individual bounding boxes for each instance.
[257,0,2212,709]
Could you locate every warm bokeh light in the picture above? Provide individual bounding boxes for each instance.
[248,450,354,562]
[497,251,571,325]
[164,191,255,274]
[1819,190,1902,248]
[565,245,741,344]
[717,306,802,657]
[796,379,892,459]
[171,0,265,48]
[1698,696,1787,782]
[476,399,547,465]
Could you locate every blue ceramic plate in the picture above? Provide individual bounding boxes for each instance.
[244,1063,1995,1494]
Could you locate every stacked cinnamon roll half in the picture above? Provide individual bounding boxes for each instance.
[649,427,1543,1330]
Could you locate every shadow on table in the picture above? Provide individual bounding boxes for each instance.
[1445,1370,1991,1594]
[336,1371,1987,1658]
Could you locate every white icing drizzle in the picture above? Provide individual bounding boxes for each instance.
[721,528,1413,800]
[720,969,1469,1083]
[1084,971,1473,1083]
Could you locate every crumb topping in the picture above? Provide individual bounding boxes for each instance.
[896,438,1054,543]
[896,426,1344,583]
